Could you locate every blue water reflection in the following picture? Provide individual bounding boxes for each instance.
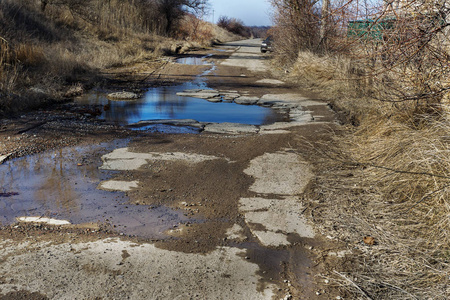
[77,82,286,126]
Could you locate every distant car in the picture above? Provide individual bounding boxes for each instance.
[260,37,273,53]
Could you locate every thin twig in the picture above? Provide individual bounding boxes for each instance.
[379,281,419,300]
[343,161,450,180]
[0,36,9,44]
[407,184,450,212]
[334,271,373,300]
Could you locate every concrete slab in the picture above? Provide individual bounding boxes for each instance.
[256,79,285,85]
[257,98,283,107]
[203,123,259,134]
[16,217,71,226]
[0,239,277,299]
[98,180,139,192]
[177,90,220,99]
[234,96,260,105]
[222,93,240,100]
[225,224,247,242]
[241,197,315,237]
[259,129,291,135]
[252,231,290,247]
[261,94,326,106]
[206,97,222,103]
[221,50,267,72]
[128,119,200,127]
[244,151,313,195]
[0,153,11,164]
[100,147,220,170]
[239,197,315,246]
[107,91,139,100]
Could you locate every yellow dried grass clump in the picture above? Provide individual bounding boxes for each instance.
[335,115,450,299]
[351,116,450,236]
[289,51,369,99]
[0,38,19,96]
[15,43,45,67]
[305,116,450,298]
[285,49,450,299]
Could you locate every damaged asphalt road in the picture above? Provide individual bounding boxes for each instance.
[0,39,341,299]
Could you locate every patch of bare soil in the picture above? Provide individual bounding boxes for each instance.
[0,291,48,300]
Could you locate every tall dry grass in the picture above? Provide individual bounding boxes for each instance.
[280,46,450,298]
[269,1,450,298]
[178,15,242,45]
[0,38,19,112]
[304,114,450,299]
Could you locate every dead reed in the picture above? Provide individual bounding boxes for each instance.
[305,114,450,299]
[284,49,450,298]
[269,2,450,296]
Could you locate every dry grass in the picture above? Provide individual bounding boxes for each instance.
[210,25,243,43]
[289,51,369,97]
[0,38,19,112]
[306,117,450,299]
[268,1,450,297]
[178,15,242,46]
[285,50,450,299]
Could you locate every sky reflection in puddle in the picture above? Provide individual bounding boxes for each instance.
[77,82,285,126]
[77,55,286,126]
[0,141,190,238]
[175,56,212,65]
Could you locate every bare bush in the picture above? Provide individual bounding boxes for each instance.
[0,37,18,99]
[178,15,214,45]
[269,0,321,64]
[217,16,251,37]
[270,0,450,299]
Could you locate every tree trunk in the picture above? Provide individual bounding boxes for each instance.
[319,0,329,48]
[41,0,47,12]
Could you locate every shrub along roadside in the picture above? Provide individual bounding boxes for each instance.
[269,1,450,299]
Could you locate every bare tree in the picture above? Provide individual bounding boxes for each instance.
[319,0,329,47]
[158,0,209,36]
[269,0,321,62]
[270,0,450,106]
[217,16,250,37]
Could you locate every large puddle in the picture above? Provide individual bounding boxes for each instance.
[78,83,285,126]
[0,141,190,238]
[76,56,286,126]
[175,54,212,65]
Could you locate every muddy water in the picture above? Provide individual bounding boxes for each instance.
[0,141,190,238]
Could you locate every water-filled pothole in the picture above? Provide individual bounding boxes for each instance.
[0,141,191,238]
[76,54,288,126]
[175,55,212,65]
[76,83,287,126]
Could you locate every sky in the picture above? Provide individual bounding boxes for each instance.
[207,0,273,27]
